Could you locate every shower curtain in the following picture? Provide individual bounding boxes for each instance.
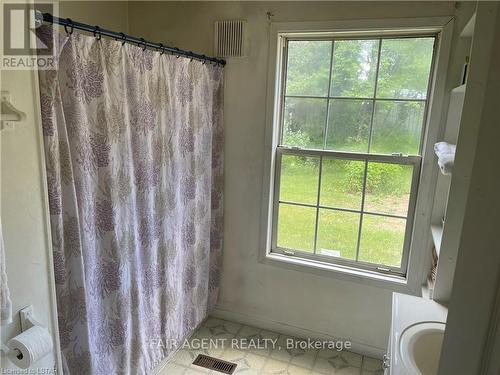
[36,26,223,374]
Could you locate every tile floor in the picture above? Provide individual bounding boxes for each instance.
[159,318,384,375]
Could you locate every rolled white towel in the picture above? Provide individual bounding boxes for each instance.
[437,152,454,175]
[434,142,456,175]
[434,142,456,156]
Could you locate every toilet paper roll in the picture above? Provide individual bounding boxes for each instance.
[7,325,53,369]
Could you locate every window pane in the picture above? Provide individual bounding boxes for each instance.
[326,99,372,152]
[370,101,425,155]
[277,204,316,252]
[377,38,434,99]
[285,40,332,97]
[282,97,327,149]
[279,155,319,205]
[359,215,406,267]
[317,209,360,260]
[330,39,379,98]
[364,162,413,217]
[320,159,364,210]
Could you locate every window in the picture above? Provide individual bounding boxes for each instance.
[269,34,436,277]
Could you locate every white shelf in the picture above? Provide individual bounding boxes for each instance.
[431,224,443,256]
[444,84,466,144]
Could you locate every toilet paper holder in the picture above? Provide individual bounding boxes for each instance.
[0,305,41,357]
[19,305,42,332]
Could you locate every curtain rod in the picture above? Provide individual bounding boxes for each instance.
[35,11,226,66]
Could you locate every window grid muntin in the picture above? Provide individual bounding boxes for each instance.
[278,200,407,220]
[312,155,323,254]
[312,41,336,253]
[285,32,438,43]
[354,159,369,261]
[273,33,434,276]
[322,41,336,150]
[355,40,381,258]
[285,95,427,102]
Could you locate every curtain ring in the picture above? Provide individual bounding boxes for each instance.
[115,32,123,42]
[158,43,164,55]
[64,18,74,35]
[138,38,146,51]
[118,32,126,46]
[93,26,101,41]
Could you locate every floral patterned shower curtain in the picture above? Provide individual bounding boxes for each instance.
[36,26,223,374]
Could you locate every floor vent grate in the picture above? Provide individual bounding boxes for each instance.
[192,354,237,374]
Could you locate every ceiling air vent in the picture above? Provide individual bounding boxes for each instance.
[214,20,246,58]
[192,354,237,374]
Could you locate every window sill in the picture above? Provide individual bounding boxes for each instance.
[262,252,415,293]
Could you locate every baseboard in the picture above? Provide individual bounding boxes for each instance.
[150,321,202,375]
[211,305,385,359]
[150,355,170,375]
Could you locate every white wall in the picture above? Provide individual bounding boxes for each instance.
[128,1,456,353]
[59,1,129,32]
[0,71,59,371]
[431,1,477,303]
[1,0,472,367]
[0,1,128,371]
[0,2,59,369]
[438,2,500,374]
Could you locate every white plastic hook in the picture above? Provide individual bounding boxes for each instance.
[1,91,26,131]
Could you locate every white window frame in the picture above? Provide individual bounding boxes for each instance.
[260,17,454,293]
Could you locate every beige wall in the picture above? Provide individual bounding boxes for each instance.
[0,1,128,371]
[2,0,474,369]
[128,1,456,352]
[0,71,59,371]
[438,2,500,374]
[60,1,129,32]
[0,3,57,369]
